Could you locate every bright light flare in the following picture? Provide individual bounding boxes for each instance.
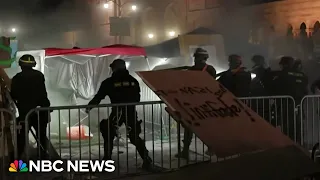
[251,73,256,79]
[213,67,257,79]
[103,3,109,9]
[131,5,137,11]
[11,28,16,32]
[147,33,154,39]
[153,58,168,69]
[157,58,167,66]
[168,31,175,37]
[125,62,130,69]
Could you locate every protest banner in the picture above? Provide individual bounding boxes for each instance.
[137,70,294,157]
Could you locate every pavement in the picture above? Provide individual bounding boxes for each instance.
[0,136,212,180]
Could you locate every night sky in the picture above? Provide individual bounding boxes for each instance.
[0,0,92,35]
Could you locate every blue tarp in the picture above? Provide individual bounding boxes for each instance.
[145,27,220,58]
[10,40,18,68]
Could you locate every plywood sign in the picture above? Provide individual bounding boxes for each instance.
[137,70,294,158]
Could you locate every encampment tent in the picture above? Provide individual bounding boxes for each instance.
[7,45,168,147]
[145,27,228,71]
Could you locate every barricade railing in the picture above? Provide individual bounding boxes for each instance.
[16,95,300,179]
[300,95,320,150]
[239,96,298,143]
[21,101,210,179]
[213,96,298,162]
[0,108,17,180]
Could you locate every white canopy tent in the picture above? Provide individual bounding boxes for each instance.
[7,46,167,145]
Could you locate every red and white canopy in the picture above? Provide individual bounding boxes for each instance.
[44,44,147,57]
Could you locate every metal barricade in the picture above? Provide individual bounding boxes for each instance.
[21,101,210,179]
[0,108,17,180]
[18,96,299,179]
[300,95,320,150]
[239,96,297,142]
[213,96,297,162]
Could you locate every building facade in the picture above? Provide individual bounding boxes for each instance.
[134,0,320,59]
[19,0,320,55]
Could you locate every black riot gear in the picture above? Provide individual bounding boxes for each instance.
[272,57,308,101]
[311,78,320,94]
[87,60,152,169]
[190,48,216,78]
[279,56,294,70]
[250,55,272,122]
[11,62,51,159]
[250,55,272,96]
[218,54,251,97]
[228,54,242,69]
[270,64,308,141]
[293,59,303,72]
[252,55,266,69]
[19,54,37,67]
[175,50,216,159]
[109,59,126,70]
[193,47,209,63]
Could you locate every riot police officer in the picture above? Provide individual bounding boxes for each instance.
[250,55,272,121]
[189,48,216,77]
[11,54,51,159]
[311,79,320,94]
[86,59,152,170]
[217,54,251,97]
[250,55,272,96]
[271,56,308,141]
[293,59,303,72]
[271,57,308,101]
[175,48,216,160]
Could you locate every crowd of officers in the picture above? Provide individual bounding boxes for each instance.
[8,48,317,171]
[191,48,308,101]
[175,48,310,159]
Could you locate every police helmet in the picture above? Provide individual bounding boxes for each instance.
[228,54,242,68]
[293,59,302,71]
[193,48,209,60]
[279,56,294,68]
[19,54,36,67]
[251,55,265,68]
[110,59,126,69]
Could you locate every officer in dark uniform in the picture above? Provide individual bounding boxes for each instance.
[250,55,272,96]
[311,78,320,94]
[271,57,308,102]
[175,48,216,159]
[189,48,216,77]
[217,54,251,97]
[11,54,51,159]
[271,56,308,141]
[293,59,303,72]
[250,55,272,121]
[86,59,152,170]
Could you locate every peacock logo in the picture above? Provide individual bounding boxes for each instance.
[9,160,28,172]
